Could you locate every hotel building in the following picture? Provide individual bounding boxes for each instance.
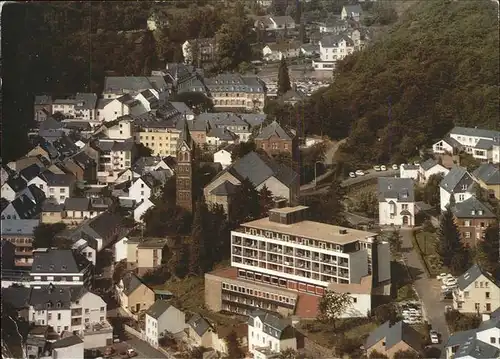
[205,206,391,319]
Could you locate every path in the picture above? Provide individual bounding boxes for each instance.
[400,228,449,357]
[125,334,170,359]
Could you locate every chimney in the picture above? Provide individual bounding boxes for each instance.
[339,229,348,235]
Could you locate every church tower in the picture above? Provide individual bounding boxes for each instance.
[176,118,194,213]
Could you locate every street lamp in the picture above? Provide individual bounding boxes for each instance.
[314,161,323,188]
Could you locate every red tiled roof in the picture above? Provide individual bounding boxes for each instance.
[295,293,320,319]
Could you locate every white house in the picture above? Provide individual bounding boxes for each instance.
[206,128,239,148]
[262,42,301,62]
[255,16,296,31]
[127,174,161,203]
[96,116,134,141]
[102,76,168,100]
[319,17,349,34]
[399,164,419,181]
[313,34,354,71]
[134,198,155,223]
[50,336,85,359]
[378,177,415,227]
[445,311,499,359]
[341,4,362,21]
[248,309,297,359]
[145,300,186,348]
[29,172,76,205]
[94,139,136,184]
[52,93,98,121]
[96,95,143,123]
[439,167,476,211]
[214,149,233,169]
[134,89,162,112]
[1,176,27,201]
[418,158,449,185]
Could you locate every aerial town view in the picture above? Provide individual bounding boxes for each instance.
[0,0,499,359]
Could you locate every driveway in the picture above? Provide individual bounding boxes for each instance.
[125,334,171,359]
[400,229,449,357]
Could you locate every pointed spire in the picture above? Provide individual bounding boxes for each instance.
[178,116,192,150]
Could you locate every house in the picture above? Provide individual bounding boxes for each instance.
[254,120,297,159]
[300,43,320,57]
[127,173,162,203]
[204,73,267,112]
[206,127,239,148]
[255,15,296,31]
[1,219,40,267]
[418,158,450,184]
[96,94,143,123]
[130,237,168,276]
[200,112,261,143]
[313,34,355,70]
[102,76,168,100]
[182,38,217,65]
[34,95,53,122]
[51,93,98,122]
[365,321,423,359]
[399,164,419,181]
[2,190,45,220]
[116,271,156,316]
[95,116,134,141]
[341,4,363,21]
[30,171,76,204]
[432,127,500,163]
[445,313,499,359]
[145,300,186,348]
[279,88,307,106]
[64,151,97,183]
[473,163,500,199]
[214,148,233,169]
[1,176,27,201]
[319,17,349,34]
[248,309,297,358]
[204,151,299,213]
[93,139,136,184]
[452,197,497,247]
[49,335,85,359]
[262,41,301,62]
[63,197,108,225]
[439,167,476,211]
[30,249,93,288]
[452,264,500,315]
[349,28,371,50]
[186,314,218,349]
[378,178,415,227]
[135,89,161,112]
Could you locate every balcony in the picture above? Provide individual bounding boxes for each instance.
[71,317,82,326]
[338,260,349,267]
[233,249,241,255]
[71,308,83,317]
[232,238,242,245]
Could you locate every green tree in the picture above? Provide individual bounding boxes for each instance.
[423,173,444,209]
[317,291,352,329]
[112,259,128,284]
[393,350,419,359]
[369,350,389,359]
[476,223,500,276]
[277,56,291,95]
[167,236,189,279]
[32,223,67,249]
[373,303,400,325]
[351,190,379,218]
[188,200,209,275]
[435,206,463,269]
[216,17,252,71]
[230,141,257,161]
[169,92,214,114]
[279,348,299,359]
[225,330,244,358]
[229,177,260,224]
[302,179,346,225]
[142,205,192,237]
[387,229,403,256]
[160,176,177,204]
[259,184,274,217]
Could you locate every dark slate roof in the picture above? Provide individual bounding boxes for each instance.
[29,285,75,310]
[6,176,27,192]
[11,194,39,219]
[446,329,477,348]
[454,337,499,359]
[40,171,76,187]
[145,300,175,320]
[31,249,90,274]
[439,167,471,193]
[450,127,500,140]
[365,321,422,352]
[210,180,238,196]
[227,151,298,188]
[248,309,289,340]
[420,158,439,171]
[117,94,140,107]
[39,117,63,132]
[187,313,213,337]
[452,197,495,219]
[122,272,148,296]
[473,163,500,185]
[42,198,64,212]
[131,156,163,174]
[491,307,500,319]
[478,316,500,332]
[1,286,32,309]
[320,33,354,47]
[343,4,362,14]
[69,151,94,168]
[377,178,415,202]
[204,73,265,93]
[20,164,43,182]
[1,197,9,213]
[104,76,167,93]
[51,335,83,349]
[474,139,494,150]
[207,127,238,141]
[74,93,98,110]
[255,120,294,141]
[35,95,52,105]
[177,118,193,150]
[64,197,91,211]
[140,173,160,188]
[76,211,128,248]
[53,136,80,159]
[457,264,498,290]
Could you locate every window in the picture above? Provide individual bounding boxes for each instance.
[475,303,480,310]
[458,194,465,201]
[402,204,408,210]
[491,337,496,344]
[486,292,490,299]
[100,316,104,321]
[465,232,471,238]
[60,188,66,193]
[464,291,469,298]
[85,309,89,314]
[57,313,61,320]
[100,307,105,312]
[48,313,52,320]
[464,220,471,227]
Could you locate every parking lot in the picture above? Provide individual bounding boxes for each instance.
[398,301,423,324]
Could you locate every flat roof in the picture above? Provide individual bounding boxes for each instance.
[269,205,308,214]
[241,218,377,245]
[327,275,373,294]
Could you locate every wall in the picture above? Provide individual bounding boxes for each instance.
[377,242,391,283]
[257,176,290,202]
[114,237,128,263]
[82,331,113,349]
[79,292,107,325]
[128,286,155,313]
[476,327,500,349]
[159,306,186,335]
[214,150,232,169]
[461,276,500,314]
[368,338,418,359]
[204,273,224,312]
[53,342,84,359]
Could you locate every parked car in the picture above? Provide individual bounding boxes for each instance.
[374,165,381,171]
[381,165,387,171]
[392,164,399,170]
[127,349,138,358]
[355,170,365,176]
[120,352,129,359]
[113,334,120,343]
[430,330,440,344]
[349,172,356,178]
[436,273,448,280]
[104,347,114,358]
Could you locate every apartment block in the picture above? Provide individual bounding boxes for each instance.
[205,206,391,319]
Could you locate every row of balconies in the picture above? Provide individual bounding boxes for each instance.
[234,249,349,268]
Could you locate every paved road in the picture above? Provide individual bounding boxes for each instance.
[400,229,449,357]
[125,334,171,359]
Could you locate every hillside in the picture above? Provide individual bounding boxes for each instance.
[305,0,499,165]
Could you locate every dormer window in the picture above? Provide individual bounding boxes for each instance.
[471,210,476,215]
[46,302,52,309]
[49,264,55,270]
[56,302,62,308]
[478,210,483,215]
[61,265,67,270]
[462,185,467,190]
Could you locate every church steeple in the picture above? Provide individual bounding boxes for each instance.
[176,117,194,213]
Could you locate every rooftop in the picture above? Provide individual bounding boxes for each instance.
[240,217,377,244]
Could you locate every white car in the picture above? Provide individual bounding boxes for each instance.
[392,164,399,170]
[430,330,440,344]
[445,278,458,286]
[355,170,365,176]
[374,165,381,171]
[436,273,447,280]
[381,165,387,171]
[349,172,356,178]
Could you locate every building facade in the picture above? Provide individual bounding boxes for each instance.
[176,120,194,213]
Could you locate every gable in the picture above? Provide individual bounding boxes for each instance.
[206,171,240,194]
[465,273,499,291]
[453,173,473,192]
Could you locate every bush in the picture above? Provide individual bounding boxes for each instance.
[334,336,364,358]
[445,310,481,332]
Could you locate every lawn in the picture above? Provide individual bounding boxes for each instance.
[391,261,418,302]
[414,230,445,277]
